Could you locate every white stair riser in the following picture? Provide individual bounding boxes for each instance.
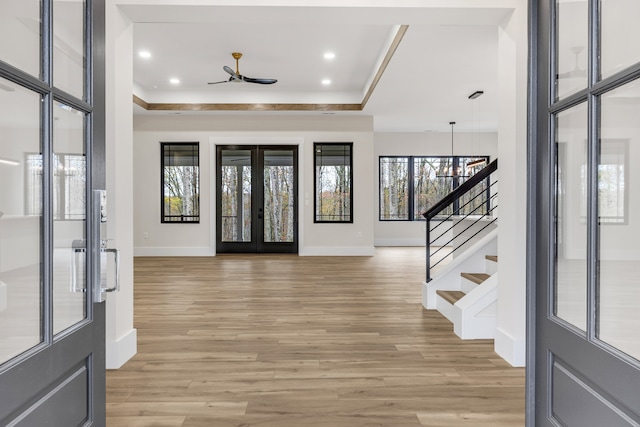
[461,277,478,293]
[485,259,498,275]
[436,295,460,325]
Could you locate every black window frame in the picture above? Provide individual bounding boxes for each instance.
[313,142,353,223]
[161,142,200,224]
[379,155,491,221]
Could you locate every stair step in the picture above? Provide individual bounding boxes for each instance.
[461,272,491,284]
[485,255,498,262]
[436,290,466,305]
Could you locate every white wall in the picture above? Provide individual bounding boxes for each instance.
[133,114,376,256]
[104,4,137,369]
[374,131,498,246]
[495,2,527,367]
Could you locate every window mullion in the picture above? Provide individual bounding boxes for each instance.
[408,156,415,220]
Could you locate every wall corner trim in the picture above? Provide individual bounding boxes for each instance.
[106,328,137,369]
[494,326,526,367]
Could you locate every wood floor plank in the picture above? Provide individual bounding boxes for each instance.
[106,248,525,426]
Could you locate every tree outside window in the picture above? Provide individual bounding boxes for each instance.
[379,155,490,221]
[314,143,353,223]
[161,142,199,223]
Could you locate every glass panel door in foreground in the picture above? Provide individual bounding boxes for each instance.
[532,0,640,424]
[598,81,639,361]
[0,79,42,364]
[52,102,87,335]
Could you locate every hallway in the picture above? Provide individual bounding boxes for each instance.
[106,248,525,426]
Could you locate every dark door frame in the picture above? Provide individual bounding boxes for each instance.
[216,144,299,254]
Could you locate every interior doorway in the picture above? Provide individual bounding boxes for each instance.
[216,145,298,253]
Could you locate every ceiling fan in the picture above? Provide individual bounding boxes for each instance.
[208,52,277,85]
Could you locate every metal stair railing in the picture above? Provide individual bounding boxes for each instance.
[423,159,498,282]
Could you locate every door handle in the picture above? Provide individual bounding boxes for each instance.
[101,247,120,293]
[71,244,87,293]
[73,243,120,294]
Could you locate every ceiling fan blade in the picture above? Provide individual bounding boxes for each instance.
[242,76,278,85]
[212,54,278,85]
[207,79,230,85]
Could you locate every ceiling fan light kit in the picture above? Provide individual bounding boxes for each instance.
[208,52,278,85]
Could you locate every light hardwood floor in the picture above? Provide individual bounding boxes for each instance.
[106,248,525,427]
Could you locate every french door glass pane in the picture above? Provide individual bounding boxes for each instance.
[52,102,86,335]
[554,103,588,331]
[555,0,588,99]
[53,0,86,99]
[600,0,640,79]
[0,79,43,364]
[598,81,640,360]
[263,150,294,243]
[221,150,251,242]
[0,0,41,78]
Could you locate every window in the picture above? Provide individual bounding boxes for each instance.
[314,143,353,223]
[379,155,490,220]
[161,142,200,223]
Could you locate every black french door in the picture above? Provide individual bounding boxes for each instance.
[216,145,298,253]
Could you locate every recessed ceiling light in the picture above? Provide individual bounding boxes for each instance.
[138,51,151,59]
[169,78,180,85]
[322,79,331,85]
[324,52,335,60]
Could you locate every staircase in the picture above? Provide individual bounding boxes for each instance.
[422,230,498,339]
[421,159,499,339]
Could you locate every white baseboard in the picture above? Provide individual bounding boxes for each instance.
[134,246,215,257]
[106,328,137,369]
[494,327,526,367]
[374,238,425,247]
[299,246,376,256]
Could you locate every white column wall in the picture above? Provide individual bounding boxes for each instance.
[104,4,137,369]
[495,2,527,367]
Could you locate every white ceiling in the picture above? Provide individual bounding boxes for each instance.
[128,4,512,133]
